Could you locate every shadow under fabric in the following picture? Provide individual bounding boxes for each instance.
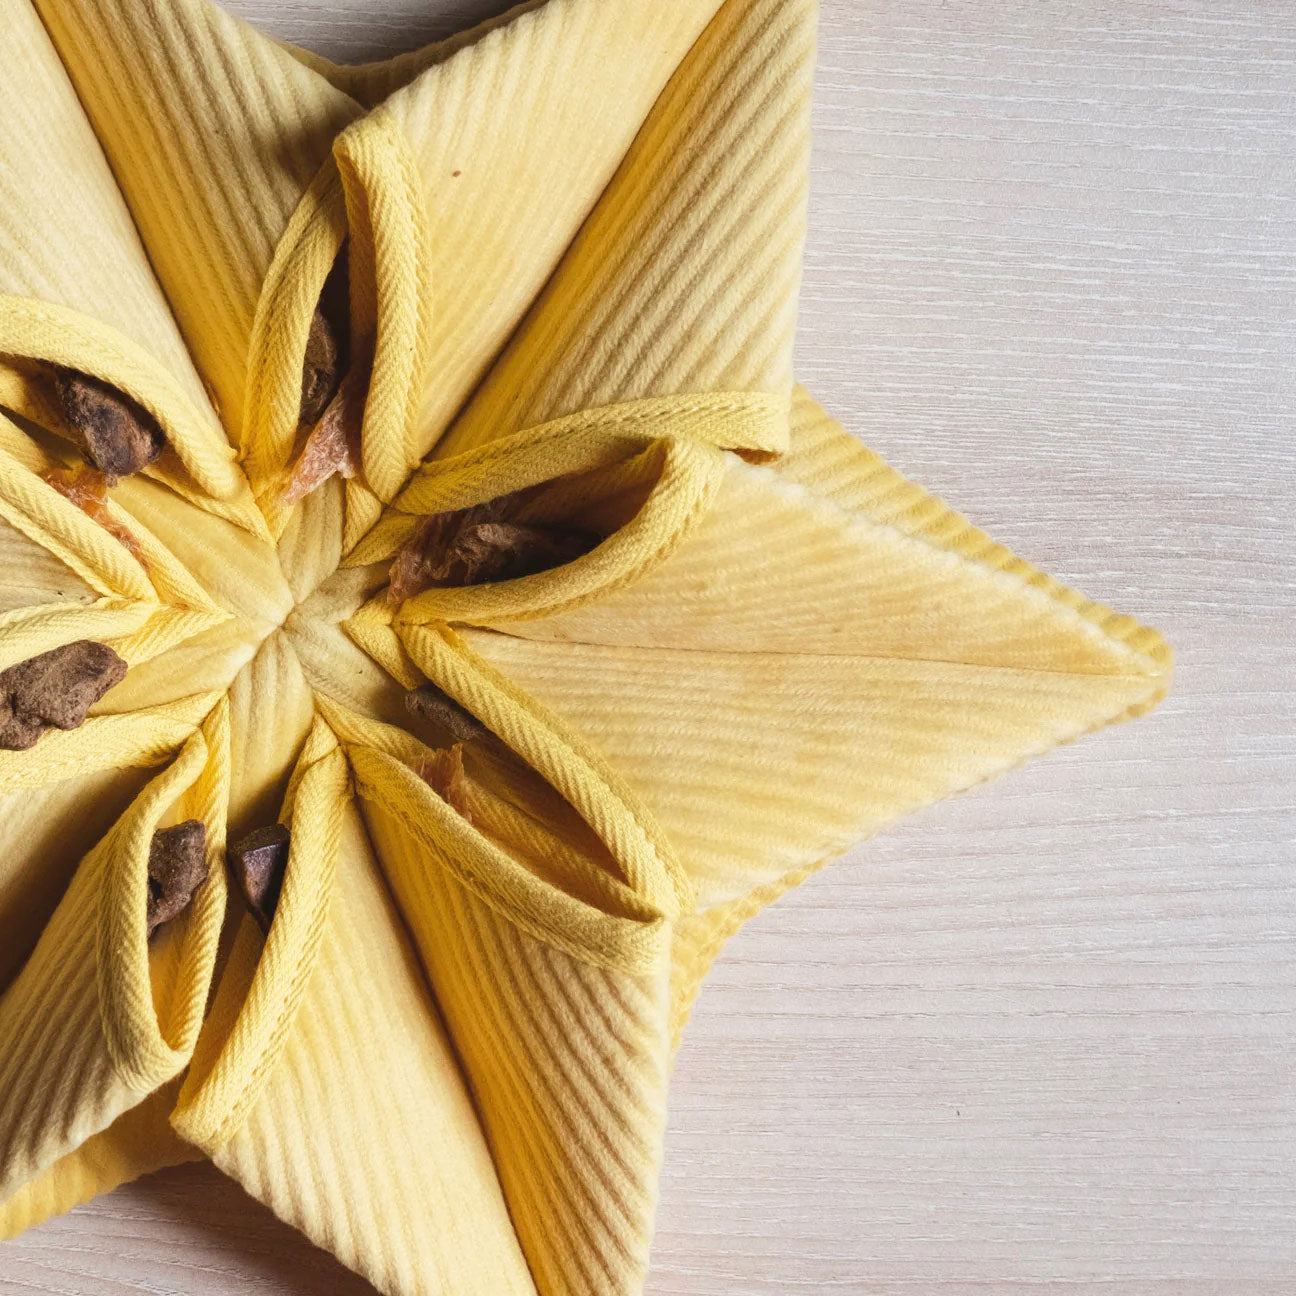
[0,1,1171,1295]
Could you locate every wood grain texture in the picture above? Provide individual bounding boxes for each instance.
[6,2,1295,1293]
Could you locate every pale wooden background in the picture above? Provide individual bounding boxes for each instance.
[6,2,1295,1293]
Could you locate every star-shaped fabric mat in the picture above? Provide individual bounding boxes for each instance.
[0,1,1170,1293]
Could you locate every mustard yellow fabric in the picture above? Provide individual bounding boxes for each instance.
[0,1,1171,1293]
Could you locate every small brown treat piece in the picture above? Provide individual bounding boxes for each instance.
[454,520,594,584]
[228,823,291,932]
[282,362,367,504]
[388,501,598,602]
[299,307,341,428]
[54,369,165,481]
[419,743,471,822]
[298,248,350,427]
[405,683,487,743]
[388,511,463,602]
[146,820,208,938]
[0,640,128,750]
[42,466,149,566]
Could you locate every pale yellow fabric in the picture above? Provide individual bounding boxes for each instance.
[0,1,1170,1294]
[0,701,229,1230]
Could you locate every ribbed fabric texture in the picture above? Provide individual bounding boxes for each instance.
[225,631,315,837]
[0,2,217,431]
[0,767,151,992]
[460,405,1165,910]
[379,0,728,461]
[32,0,360,438]
[204,805,534,1295]
[0,698,231,1236]
[0,1,1171,1292]
[443,0,814,457]
[0,1081,199,1240]
[775,388,1171,674]
[0,516,95,613]
[283,3,554,108]
[0,840,139,1203]
[0,720,225,1207]
[363,789,672,1296]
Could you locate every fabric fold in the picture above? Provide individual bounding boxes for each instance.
[328,622,691,1294]
[460,388,1170,923]
[0,4,268,533]
[437,0,815,462]
[0,701,227,1216]
[32,0,361,438]
[173,722,535,1296]
[355,731,676,1296]
[0,2,221,435]
[375,0,729,463]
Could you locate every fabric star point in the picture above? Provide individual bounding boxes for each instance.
[0,1,1170,1293]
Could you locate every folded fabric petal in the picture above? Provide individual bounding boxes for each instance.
[0,1081,200,1240]
[0,3,223,433]
[451,388,1169,1030]
[338,663,682,1295]
[439,0,814,461]
[172,722,535,1294]
[0,700,227,1213]
[31,0,359,437]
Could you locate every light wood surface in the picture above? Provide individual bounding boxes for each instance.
[6,2,1295,1293]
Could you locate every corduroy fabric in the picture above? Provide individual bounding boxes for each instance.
[0,1,1171,1293]
[31,0,360,438]
[200,801,535,1295]
[0,703,228,1224]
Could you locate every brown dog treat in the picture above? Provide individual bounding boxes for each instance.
[455,520,594,583]
[54,369,165,481]
[228,823,291,932]
[299,307,342,428]
[298,249,350,428]
[0,640,128,750]
[146,820,209,938]
[405,683,487,743]
[388,511,462,601]
[42,466,149,567]
[419,743,471,822]
[283,362,367,504]
[389,502,598,601]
